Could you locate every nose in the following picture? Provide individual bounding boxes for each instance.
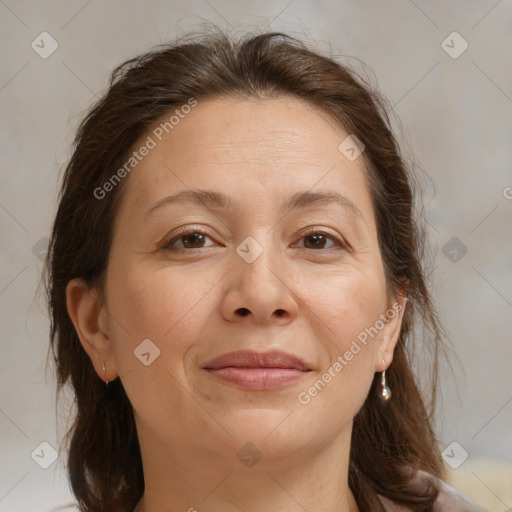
[220,241,299,326]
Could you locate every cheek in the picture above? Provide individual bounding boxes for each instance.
[103,261,220,440]
[293,265,385,408]
[104,260,218,373]
[298,263,387,351]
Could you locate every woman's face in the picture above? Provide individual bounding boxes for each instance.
[96,96,405,467]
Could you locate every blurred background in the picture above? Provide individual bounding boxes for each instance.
[0,1,511,510]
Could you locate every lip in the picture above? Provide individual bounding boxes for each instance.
[202,350,312,390]
[203,350,311,370]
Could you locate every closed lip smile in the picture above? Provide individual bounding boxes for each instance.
[202,350,313,390]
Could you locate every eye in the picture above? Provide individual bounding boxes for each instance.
[161,227,346,252]
[161,228,217,251]
[294,230,345,250]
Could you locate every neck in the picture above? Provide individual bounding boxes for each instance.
[133,416,359,512]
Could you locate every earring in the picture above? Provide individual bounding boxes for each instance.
[102,362,108,389]
[381,359,391,401]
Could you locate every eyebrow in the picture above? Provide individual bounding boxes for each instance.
[144,188,365,223]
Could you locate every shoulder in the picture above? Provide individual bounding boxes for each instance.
[376,470,486,512]
[46,505,80,512]
[432,477,486,511]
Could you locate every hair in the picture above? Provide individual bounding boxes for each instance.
[44,27,450,512]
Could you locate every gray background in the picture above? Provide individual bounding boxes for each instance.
[0,1,511,510]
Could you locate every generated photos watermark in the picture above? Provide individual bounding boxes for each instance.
[93,97,198,200]
[297,301,404,405]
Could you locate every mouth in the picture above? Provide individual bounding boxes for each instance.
[202,350,312,390]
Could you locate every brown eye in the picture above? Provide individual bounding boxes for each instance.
[296,231,344,250]
[304,233,328,249]
[162,230,215,250]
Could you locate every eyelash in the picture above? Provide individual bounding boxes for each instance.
[161,226,346,252]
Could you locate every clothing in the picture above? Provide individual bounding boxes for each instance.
[376,471,486,511]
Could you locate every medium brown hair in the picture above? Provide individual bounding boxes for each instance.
[44,28,448,511]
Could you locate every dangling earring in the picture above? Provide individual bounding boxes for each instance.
[381,359,391,401]
[102,362,108,389]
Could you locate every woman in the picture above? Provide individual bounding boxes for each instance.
[44,29,484,511]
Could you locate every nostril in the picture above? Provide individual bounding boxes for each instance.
[275,309,285,317]
[237,308,250,316]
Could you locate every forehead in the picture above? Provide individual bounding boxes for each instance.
[116,96,375,225]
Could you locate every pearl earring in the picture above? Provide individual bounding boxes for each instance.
[381,359,391,401]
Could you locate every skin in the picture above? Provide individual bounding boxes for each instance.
[67,96,407,512]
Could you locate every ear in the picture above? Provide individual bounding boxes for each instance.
[66,278,117,382]
[375,288,408,372]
